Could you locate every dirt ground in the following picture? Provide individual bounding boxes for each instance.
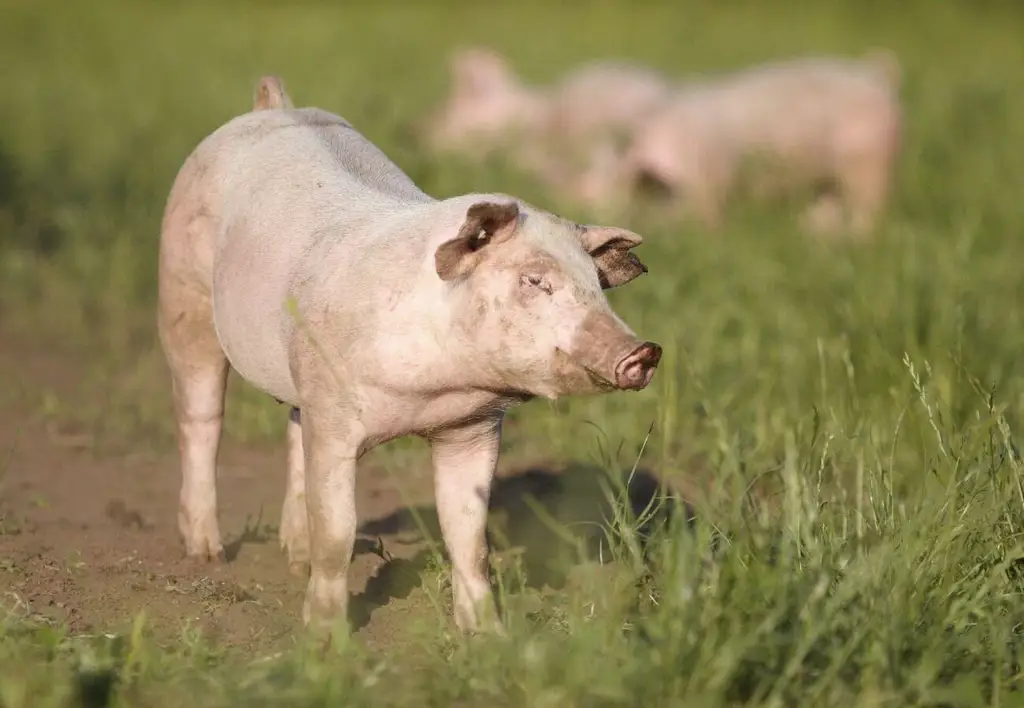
[0,325,690,657]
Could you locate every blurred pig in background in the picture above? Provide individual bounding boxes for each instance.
[420,46,672,192]
[572,51,903,237]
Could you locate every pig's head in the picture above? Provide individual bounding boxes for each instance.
[422,47,545,154]
[436,198,661,400]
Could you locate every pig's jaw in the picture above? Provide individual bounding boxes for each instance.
[572,354,619,392]
[547,347,619,398]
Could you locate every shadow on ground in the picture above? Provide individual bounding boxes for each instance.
[350,462,694,629]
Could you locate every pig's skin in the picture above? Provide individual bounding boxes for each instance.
[157,77,661,634]
[575,52,903,237]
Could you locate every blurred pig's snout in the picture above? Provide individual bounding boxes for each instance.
[614,342,662,391]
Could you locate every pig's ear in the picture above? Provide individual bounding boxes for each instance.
[435,201,521,281]
[452,47,513,95]
[579,225,648,289]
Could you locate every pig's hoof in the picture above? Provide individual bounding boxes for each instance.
[178,515,225,563]
[454,601,505,636]
[179,532,226,563]
[458,617,506,638]
[182,547,226,565]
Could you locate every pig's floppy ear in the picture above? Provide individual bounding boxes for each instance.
[435,201,521,281]
[579,225,648,289]
[452,47,513,96]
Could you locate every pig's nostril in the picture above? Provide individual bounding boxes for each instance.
[614,342,662,391]
[641,343,663,367]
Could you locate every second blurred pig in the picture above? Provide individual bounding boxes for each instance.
[574,51,904,237]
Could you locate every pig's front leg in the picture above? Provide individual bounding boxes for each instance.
[301,408,362,632]
[280,406,310,576]
[430,415,504,633]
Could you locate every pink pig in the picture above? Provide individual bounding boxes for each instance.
[157,75,661,634]
[574,51,903,237]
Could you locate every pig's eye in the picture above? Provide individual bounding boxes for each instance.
[520,273,553,295]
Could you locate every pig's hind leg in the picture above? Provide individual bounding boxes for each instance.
[157,211,230,563]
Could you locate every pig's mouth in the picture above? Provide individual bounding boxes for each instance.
[582,366,618,391]
[555,347,616,392]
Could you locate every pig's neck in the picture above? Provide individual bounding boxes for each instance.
[435,286,537,400]
[357,315,533,448]
[315,283,531,451]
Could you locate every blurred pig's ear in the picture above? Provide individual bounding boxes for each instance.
[579,225,648,289]
[451,47,515,95]
[435,201,521,281]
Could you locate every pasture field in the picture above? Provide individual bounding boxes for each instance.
[2,0,1024,705]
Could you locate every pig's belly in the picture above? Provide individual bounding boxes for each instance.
[211,253,298,406]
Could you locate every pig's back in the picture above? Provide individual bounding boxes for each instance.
[211,107,428,218]
[710,59,899,154]
[722,58,896,119]
[201,107,432,403]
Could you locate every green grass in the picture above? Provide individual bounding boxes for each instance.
[4,0,1024,704]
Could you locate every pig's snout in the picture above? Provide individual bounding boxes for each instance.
[564,312,663,394]
[614,341,662,391]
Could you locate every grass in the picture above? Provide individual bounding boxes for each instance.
[3,0,1024,704]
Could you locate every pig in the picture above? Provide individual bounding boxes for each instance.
[157,75,662,634]
[420,46,547,158]
[421,46,672,191]
[574,50,903,237]
[534,60,675,191]
[540,60,673,153]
